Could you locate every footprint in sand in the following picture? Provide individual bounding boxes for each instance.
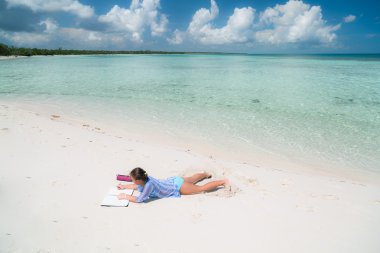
[247,178,257,185]
[235,174,257,187]
[210,183,240,198]
[256,187,278,198]
[192,213,202,223]
[280,179,293,188]
[37,249,50,253]
[352,182,366,187]
[322,194,339,200]
[296,204,315,213]
[51,114,60,120]
[309,193,339,200]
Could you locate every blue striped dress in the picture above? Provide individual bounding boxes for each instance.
[136,176,182,202]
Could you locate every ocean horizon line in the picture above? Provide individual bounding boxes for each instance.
[1,44,380,57]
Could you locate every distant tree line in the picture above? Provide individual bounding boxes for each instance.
[0,43,191,56]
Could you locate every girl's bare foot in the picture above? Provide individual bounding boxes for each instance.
[202,171,212,179]
[223,179,230,188]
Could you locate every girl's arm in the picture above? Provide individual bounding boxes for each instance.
[118,183,153,203]
[117,194,137,203]
[117,183,138,190]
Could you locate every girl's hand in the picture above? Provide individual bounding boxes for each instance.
[117,184,125,190]
[117,193,129,200]
[117,193,137,203]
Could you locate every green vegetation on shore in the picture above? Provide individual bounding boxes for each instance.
[0,43,217,56]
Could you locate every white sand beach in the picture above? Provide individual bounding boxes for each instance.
[0,56,28,60]
[1,100,380,253]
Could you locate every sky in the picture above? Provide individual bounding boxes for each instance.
[0,0,379,53]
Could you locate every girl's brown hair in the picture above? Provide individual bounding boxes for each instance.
[129,167,149,183]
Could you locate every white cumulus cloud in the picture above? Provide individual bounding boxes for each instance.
[170,0,340,47]
[0,19,58,47]
[167,29,186,45]
[5,0,94,18]
[98,0,168,43]
[39,18,58,33]
[255,0,340,44]
[61,28,103,44]
[344,14,356,23]
[0,30,50,46]
[185,0,255,45]
[1,0,345,50]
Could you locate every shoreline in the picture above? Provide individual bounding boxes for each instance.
[2,97,379,184]
[1,99,380,252]
[0,56,28,60]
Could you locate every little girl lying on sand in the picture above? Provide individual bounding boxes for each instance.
[117,167,228,203]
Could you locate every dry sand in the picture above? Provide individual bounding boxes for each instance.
[1,101,379,253]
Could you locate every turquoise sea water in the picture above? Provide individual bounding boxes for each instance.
[1,54,379,173]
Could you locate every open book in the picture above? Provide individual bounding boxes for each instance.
[101,186,134,207]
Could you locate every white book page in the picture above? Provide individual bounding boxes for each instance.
[101,195,129,207]
[101,186,134,207]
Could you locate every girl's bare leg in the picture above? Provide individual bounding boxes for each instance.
[183,172,212,184]
[180,179,227,195]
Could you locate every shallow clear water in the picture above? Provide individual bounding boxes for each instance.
[1,54,379,173]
